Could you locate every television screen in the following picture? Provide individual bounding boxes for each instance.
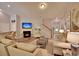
[22,23,32,29]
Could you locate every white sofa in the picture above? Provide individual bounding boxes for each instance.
[7,42,43,56]
[0,35,50,56]
[0,37,14,56]
[53,40,71,55]
[67,32,79,43]
[53,32,79,55]
[53,40,71,49]
[53,32,73,55]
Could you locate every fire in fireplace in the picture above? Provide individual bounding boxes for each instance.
[23,31,31,38]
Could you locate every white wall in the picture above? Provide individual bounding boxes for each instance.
[16,15,42,38]
[0,12,10,33]
[18,15,42,38]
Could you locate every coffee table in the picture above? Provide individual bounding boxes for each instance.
[15,37,36,43]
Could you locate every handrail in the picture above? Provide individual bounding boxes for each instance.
[42,24,52,38]
[42,24,51,31]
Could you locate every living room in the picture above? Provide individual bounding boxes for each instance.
[0,2,79,56]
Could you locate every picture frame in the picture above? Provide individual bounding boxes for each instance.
[70,9,79,32]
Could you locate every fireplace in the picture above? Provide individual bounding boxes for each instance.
[23,31,31,38]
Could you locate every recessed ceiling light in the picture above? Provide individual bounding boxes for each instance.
[39,2,47,10]
[7,5,10,7]
[41,4,45,8]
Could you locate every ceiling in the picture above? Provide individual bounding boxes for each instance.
[0,2,79,19]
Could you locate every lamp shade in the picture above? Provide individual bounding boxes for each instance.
[59,29,64,33]
[67,32,79,44]
[55,28,59,32]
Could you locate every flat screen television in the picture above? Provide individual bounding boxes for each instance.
[22,23,32,29]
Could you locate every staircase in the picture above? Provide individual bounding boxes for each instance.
[41,19,53,39]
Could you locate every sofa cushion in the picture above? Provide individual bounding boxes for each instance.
[0,38,13,45]
[5,31,16,40]
[67,32,79,43]
[53,40,71,49]
[0,43,8,56]
[0,35,5,41]
[16,42,37,53]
